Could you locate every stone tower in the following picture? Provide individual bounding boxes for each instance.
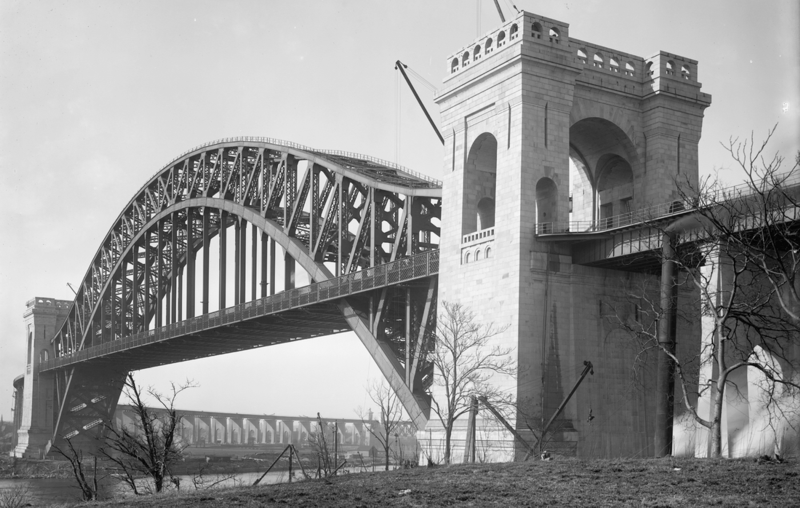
[433,11,710,460]
[13,297,70,458]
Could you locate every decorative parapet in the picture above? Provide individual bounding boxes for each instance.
[462,227,495,245]
[444,11,569,80]
[24,297,72,320]
[25,297,72,311]
[443,10,709,105]
[571,38,643,81]
[461,227,495,264]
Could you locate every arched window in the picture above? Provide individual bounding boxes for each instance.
[610,57,620,72]
[645,61,654,77]
[464,133,498,235]
[477,197,495,230]
[497,31,506,47]
[485,247,492,258]
[451,58,459,74]
[462,51,470,67]
[485,37,494,54]
[532,22,542,38]
[577,48,588,64]
[681,63,691,79]
[625,61,635,76]
[465,252,471,264]
[666,60,675,76]
[473,45,482,61]
[475,249,482,261]
[549,27,560,42]
[510,24,519,39]
[593,52,604,68]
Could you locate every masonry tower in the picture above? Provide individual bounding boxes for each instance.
[13,298,70,458]
[434,11,711,459]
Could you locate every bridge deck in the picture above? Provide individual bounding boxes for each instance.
[535,174,800,271]
[43,250,439,373]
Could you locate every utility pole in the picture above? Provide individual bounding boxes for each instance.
[334,421,339,475]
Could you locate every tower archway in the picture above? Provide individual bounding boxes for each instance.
[569,117,640,227]
[463,133,497,234]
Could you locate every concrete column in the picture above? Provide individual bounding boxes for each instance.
[11,376,24,450]
[694,244,734,457]
[655,232,678,457]
[208,417,217,444]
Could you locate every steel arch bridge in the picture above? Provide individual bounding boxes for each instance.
[41,137,442,448]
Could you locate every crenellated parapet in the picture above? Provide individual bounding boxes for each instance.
[444,11,569,79]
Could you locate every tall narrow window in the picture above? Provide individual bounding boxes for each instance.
[677,134,681,174]
[26,328,33,365]
[507,104,512,148]
[544,103,548,148]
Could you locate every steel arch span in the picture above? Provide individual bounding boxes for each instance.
[44,137,441,450]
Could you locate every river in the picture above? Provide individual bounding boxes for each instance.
[0,470,305,505]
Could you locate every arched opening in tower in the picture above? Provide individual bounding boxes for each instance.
[463,132,497,235]
[568,117,640,230]
[596,154,634,228]
[535,177,558,233]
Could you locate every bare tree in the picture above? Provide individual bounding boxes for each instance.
[617,126,800,458]
[51,438,100,501]
[356,379,404,470]
[427,301,514,464]
[706,127,800,325]
[308,412,351,478]
[101,373,196,494]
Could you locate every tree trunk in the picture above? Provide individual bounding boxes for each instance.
[444,423,452,464]
[709,368,729,458]
[384,444,390,471]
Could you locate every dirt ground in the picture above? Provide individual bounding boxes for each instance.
[82,456,799,507]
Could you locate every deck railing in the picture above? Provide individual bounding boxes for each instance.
[535,170,800,235]
[44,250,440,371]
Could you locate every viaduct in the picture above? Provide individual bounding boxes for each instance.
[11,10,798,462]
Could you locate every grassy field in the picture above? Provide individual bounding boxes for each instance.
[82,456,799,507]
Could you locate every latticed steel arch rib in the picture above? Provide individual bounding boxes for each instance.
[55,139,440,353]
[51,139,440,440]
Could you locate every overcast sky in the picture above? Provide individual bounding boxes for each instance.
[1,0,798,422]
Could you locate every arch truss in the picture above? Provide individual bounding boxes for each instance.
[47,138,442,447]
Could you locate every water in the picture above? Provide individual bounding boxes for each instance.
[0,470,300,505]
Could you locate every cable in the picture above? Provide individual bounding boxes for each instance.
[477,0,481,37]
[405,66,437,95]
[503,0,520,15]
[395,70,401,164]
